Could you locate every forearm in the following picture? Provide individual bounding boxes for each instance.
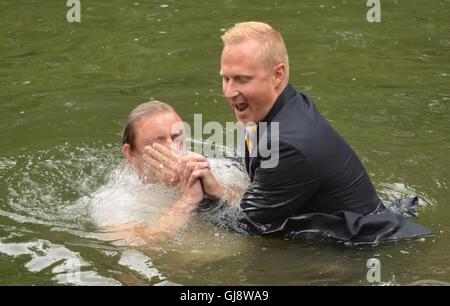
[135,199,197,244]
[207,184,242,207]
[102,198,197,247]
[149,201,194,235]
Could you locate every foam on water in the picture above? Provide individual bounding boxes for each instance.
[87,165,180,229]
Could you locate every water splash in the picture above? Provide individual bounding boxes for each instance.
[0,142,251,284]
[2,143,120,229]
[1,141,250,249]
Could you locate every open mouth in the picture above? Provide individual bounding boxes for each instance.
[234,103,248,113]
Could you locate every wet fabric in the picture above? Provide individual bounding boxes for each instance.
[204,84,432,244]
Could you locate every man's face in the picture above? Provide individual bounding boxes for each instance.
[220,39,280,125]
[125,111,184,180]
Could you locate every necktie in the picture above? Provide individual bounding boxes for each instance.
[245,125,256,154]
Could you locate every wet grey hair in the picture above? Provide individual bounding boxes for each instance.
[122,100,176,151]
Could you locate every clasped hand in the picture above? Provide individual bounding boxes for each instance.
[142,143,225,203]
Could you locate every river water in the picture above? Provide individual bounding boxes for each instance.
[0,0,449,285]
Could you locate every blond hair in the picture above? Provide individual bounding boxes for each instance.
[122,101,176,150]
[221,21,289,81]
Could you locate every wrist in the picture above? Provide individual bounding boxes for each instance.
[176,197,198,213]
[209,184,226,201]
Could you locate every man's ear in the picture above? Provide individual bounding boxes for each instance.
[122,143,134,162]
[273,63,286,87]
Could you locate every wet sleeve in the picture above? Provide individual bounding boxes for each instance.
[236,141,319,235]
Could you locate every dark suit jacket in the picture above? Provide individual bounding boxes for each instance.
[203,84,432,244]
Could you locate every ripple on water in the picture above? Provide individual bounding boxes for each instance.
[0,238,120,285]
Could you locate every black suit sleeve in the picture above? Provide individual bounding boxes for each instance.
[237,141,319,235]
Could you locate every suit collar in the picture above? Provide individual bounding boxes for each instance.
[261,83,297,124]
